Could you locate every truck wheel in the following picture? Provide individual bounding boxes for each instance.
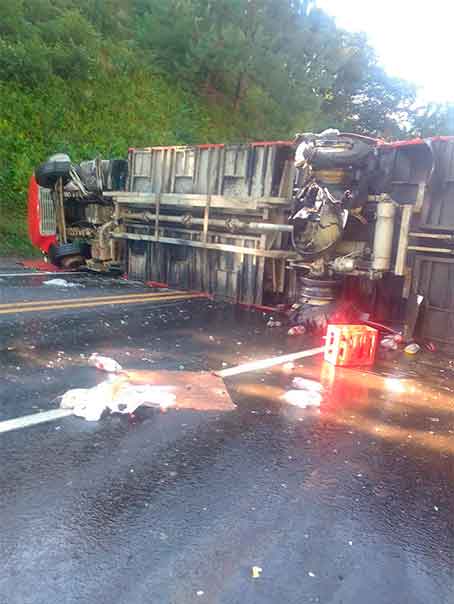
[48,243,85,269]
[289,300,359,333]
[35,154,72,188]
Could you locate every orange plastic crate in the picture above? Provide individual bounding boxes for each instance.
[324,324,378,367]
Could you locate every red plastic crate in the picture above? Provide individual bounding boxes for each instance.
[324,324,378,367]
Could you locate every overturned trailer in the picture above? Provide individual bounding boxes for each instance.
[28,133,454,348]
[121,141,296,305]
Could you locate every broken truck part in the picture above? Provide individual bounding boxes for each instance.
[28,133,454,348]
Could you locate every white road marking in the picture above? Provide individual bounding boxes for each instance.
[216,346,324,378]
[0,409,73,434]
[1,345,323,435]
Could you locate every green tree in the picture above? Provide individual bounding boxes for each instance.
[0,1,101,84]
[411,103,454,137]
[134,0,417,136]
[317,32,415,137]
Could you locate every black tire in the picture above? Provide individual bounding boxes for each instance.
[297,275,342,300]
[307,139,373,170]
[289,300,358,333]
[48,242,85,268]
[35,156,72,188]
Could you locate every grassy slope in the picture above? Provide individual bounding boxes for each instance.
[0,71,284,255]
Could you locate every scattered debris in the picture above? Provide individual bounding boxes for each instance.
[62,381,114,421]
[60,377,176,421]
[424,341,436,352]
[380,336,400,351]
[60,388,91,410]
[114,384,176,413]
[89,353,122,373]
[282,389,322,408]
[251,566,263,579]
[267,318,282,328]
[43,278,81,288]
[283,375,324,408]
[292,377,323,392]
[404,343,421,355]
[287,325,306,336]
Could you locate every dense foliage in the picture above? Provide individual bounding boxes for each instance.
[0,0,449,253]
[412,103,454,137]
[0,74,248,254]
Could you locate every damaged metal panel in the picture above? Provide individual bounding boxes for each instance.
[420,139,454,230]
[120,141,295,304]
[388,142,433,206]
[380,139,454,344]
[127,240,149,280]
[127,142,293,199]
[128,227,265,304]
[411,255,454,348]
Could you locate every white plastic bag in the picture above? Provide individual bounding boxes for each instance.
[89,353,122,373]
[71,379,119,421]
[43,278,81,288]
[60,388,91,409]
[112,384,176,413]
[60,379,177,421]
[283,376,323,408]
[282,389,322,408]
[291,377,323,392]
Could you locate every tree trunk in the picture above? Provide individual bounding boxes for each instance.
[233,72,247,111]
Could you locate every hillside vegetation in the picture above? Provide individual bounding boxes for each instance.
[0,0,452,254]
[0,74,253,254]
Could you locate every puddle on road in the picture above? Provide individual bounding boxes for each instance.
[1,298,453,599]
[230,350,454,455]
[2,296,454,449]
[2,289,453,464]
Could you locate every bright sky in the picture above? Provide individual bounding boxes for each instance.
[317,0,453,105]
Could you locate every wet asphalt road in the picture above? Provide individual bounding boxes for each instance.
[0,267,453,603]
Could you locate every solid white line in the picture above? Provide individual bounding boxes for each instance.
[0,409,73,434]
[215,346,325,378]
[0,347,324,435]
